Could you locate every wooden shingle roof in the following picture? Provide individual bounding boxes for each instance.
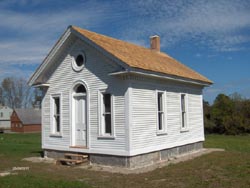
[72,26,212,84]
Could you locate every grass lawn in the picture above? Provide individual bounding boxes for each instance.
[0,133,250,188]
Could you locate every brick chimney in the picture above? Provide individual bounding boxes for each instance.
[150,35,160,52]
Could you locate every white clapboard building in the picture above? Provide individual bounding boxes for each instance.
[0,105,13,131]
[28,26,212,168]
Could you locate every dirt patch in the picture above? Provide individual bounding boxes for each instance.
[21,148,224,174]
[22,157,56,164]
[0,166,29,177]
[0,172,12,177]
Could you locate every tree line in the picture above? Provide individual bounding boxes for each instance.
[0,77,42,109]
[204,93,250,135]
[1,76,249,135]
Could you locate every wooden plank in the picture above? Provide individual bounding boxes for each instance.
[69,146,88,149]
[64,153,88,158]
[57,158,87,165]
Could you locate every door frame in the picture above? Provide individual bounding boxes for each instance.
[70,80,89,148]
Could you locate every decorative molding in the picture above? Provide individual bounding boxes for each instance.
[125,82,132,152]
[69,80,90,148]
[109,70,210,87]
[28,28,72,86]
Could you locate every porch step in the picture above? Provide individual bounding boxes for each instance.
[64,153,88,159]
[57,153,89,166]
[57,158,87,165]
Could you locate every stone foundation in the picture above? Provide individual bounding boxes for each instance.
[44,142,203,168]
[44,150,66,159]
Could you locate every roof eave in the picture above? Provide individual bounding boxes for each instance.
[28,26,130,87]
[33,83,50,88]
[109,70,212,87]
[28,26,72,86]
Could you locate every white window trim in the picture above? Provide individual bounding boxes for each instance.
[98,90,115,138]
[71,51,86,72]
[156,90,167,135]
[50,93,63,137]
[180,93,189,132]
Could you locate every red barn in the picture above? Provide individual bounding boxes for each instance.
[11,109,41,133]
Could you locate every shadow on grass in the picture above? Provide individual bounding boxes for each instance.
[30,150,44,157]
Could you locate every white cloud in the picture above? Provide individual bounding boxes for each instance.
[0,0,124,79]
[0,6,107,34]
[121,0,250,51]
[0,0,249,81]
[0,40,49,64]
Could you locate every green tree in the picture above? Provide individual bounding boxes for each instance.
[203,100,216,133]
[241,99,250,133]
[211,94,234,134]
[208,93,250,135]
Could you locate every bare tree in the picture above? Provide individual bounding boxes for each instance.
[32,87,43,108]
[0,87,4,105]
[1,77,33,108]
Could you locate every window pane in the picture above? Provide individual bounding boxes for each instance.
[105,114,111,134]
[54,97,60,133]
[157,92,164,131]
[55,97,60,115]
[158,93,163,111]
[182,112,185,128]
[76,84,86,93]
[56,116,60,132]
[181,94,185,112]
[75,54,84,67]
[158,112,163,130]
[103,93,111,113]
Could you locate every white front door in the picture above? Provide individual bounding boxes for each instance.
[74,95,87,146]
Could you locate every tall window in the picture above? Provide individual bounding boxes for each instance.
[181,94,187,129]
[100,92,113,136]
[157,92,164,131]
[52,96,61,133]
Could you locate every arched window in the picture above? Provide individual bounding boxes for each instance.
[73,83,87,96]
[75,84,86,93]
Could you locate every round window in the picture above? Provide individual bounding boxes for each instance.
[75,54,84,67]
[72,52,86,71]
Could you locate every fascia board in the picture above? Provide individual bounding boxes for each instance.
[28,27,72,86]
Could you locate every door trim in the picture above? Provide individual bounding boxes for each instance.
[73,94,86,146]
[70,80,90,148]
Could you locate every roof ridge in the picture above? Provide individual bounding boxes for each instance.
[72,26,190,62]
[72,25,160,53]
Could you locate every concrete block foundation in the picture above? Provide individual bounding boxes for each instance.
[44,141,203,168]
[44,150,66,159]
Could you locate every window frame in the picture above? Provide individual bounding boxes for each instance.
[50,93,62,136]
[72,51,86,72]
[98,90,115,138]
[180,93,189,132]
[156,90,167,135]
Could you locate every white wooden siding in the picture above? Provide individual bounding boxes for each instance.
[130,81,204,155]
[42,38,127,155]
[41,35,205,157]
[0,106,12,129]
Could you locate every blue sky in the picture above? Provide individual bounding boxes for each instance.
[0,0,250,103]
